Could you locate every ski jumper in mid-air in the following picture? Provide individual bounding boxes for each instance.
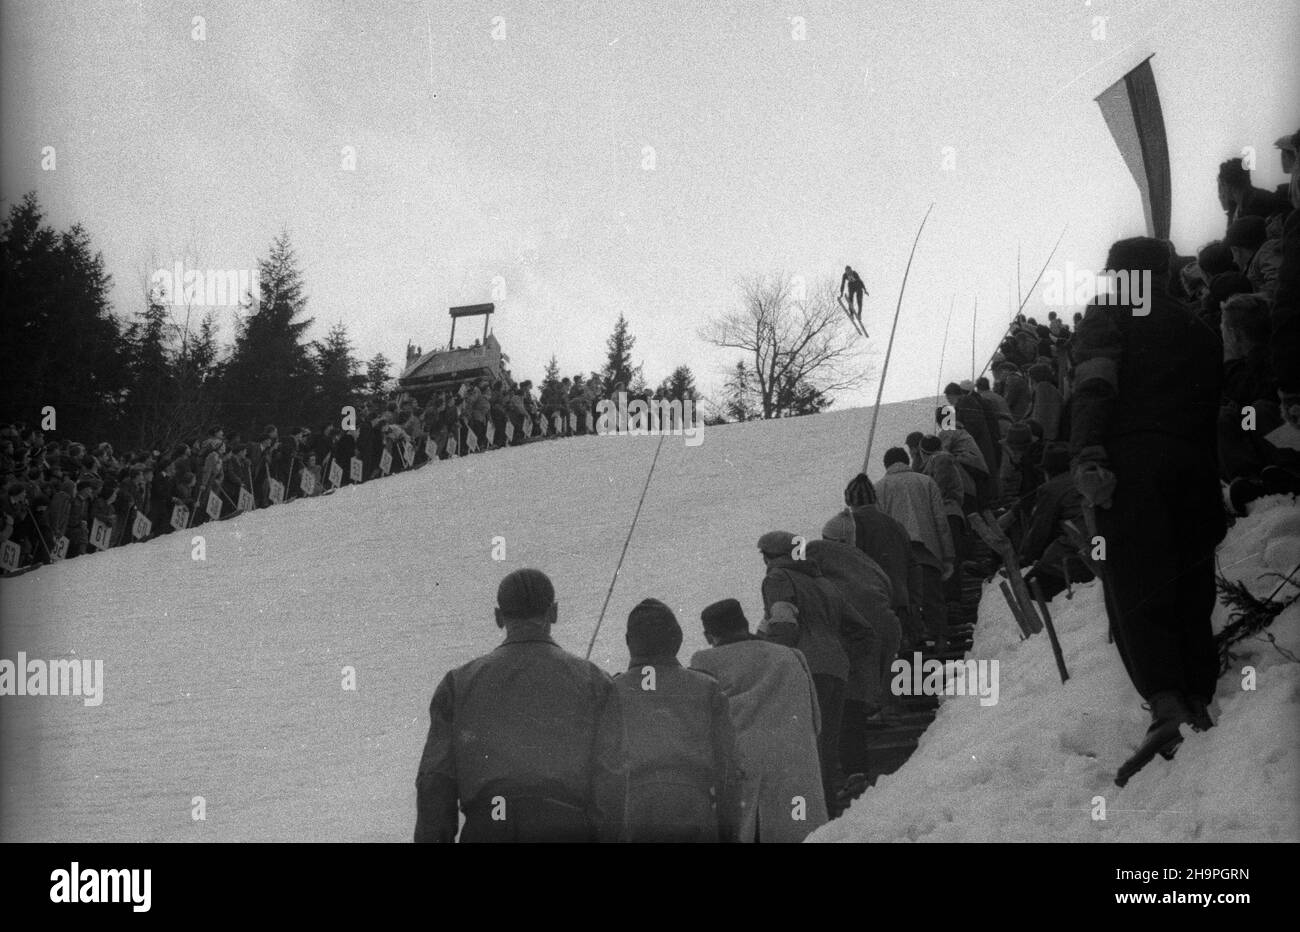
[840,265,868,336]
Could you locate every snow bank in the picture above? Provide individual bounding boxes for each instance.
[812,494,1300,843]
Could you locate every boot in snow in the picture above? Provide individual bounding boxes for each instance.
[1115,691,1192,787]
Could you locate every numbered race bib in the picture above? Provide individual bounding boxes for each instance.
[485,421,495,446]
[51,536,70,560]
[90,519,112,550]
[446,434,458,456]
[206,490,223,520]
[171,504,189,530]
[466,430,479,453]
[425,438,437,461]
[300,470,316,496]
[329,461,344,488]
[402,442,415,468]
[553,413,563,434]
[268,479,285,504]
[523,416,533,438]
[350,457,364,483]
[584,411,593,433]
[379,449,393,476]
[0,539,20,572]
[238,487,255,512]
[133,512,152,540]
[505,420,515,443]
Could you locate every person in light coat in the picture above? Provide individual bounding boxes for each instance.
[690,598,827,842]
[874,448,955,649]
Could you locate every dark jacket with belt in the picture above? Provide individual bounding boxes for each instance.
[414,627,627,842]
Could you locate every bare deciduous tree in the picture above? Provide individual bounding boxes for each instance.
[700,273,868,419]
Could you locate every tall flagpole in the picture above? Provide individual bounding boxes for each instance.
[935,294,955,402]
[971,297,977,382]
[862,202,935,474]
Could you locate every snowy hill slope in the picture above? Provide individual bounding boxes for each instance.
[3,398,1295,842]
[0,398,940,841]
[812,495,1300,843]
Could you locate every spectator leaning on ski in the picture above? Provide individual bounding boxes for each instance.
[1069,236,1226,784]
[414,569,627,842]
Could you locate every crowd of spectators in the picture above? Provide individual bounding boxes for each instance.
[0,369,696,572]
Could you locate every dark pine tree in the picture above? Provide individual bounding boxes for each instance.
[220,231,315,432]
[601,313,641,390]
[121,285,179,448]
[723,361,758,422]
[0,192,130,441]
[365,353,392,395]
[312,322,363,426]
[657,365,697,400]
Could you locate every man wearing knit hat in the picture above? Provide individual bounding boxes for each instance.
[843,474,925,648]
[807,512,902,775]
[414,568,627,842]
[690,598,828,842]
[1070,237,1225,785]
[756,529,866,812]
[613,598,741,842]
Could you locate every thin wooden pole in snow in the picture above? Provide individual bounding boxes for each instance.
[976,224,1067,380]
[935,294,955,403]
[970,297,977,382]
[585,432,667,661]
[862,202,934,474]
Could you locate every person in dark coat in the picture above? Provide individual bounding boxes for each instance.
[844,473,925,649]
[1070,237,1226,770]
[1272,172,1300,426]
[757,530,868,811]
[993,361,1032,420]
[809,513,902,775]
[1019,444,1094,600]
[690,599,827,842]
[944,382,1002,500]
[1218,292,1282,480]
[613,598,741,843]
[414,569,627,842]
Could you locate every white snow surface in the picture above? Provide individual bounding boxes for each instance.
[812,493,1300,843]
[2,400,1295,842]
[0,398,936,841]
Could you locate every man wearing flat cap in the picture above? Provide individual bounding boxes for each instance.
[690,598,828,842]
[414,568,627,842]
[613,598,741,842]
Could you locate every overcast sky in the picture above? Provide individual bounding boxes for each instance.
[3,0,1297,407]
